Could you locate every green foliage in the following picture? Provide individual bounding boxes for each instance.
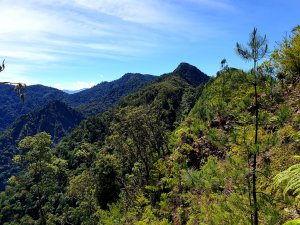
[271,26,300,83]
[190,68,251,121]
[94,153,120,209]
[135,206,171,225]
[284,219,300,225]
[0,132,68,224]
[96,203,124,225]
[118,74,196,129]
[276,104,293,126]
[274,160,300,225]
[274,160,300,197]
[182,156,220,189]
[0,73,156,188]
[108,105,168,191]
[236,27,269,225]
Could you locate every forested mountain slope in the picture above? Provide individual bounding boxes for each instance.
[0,84,67,130]
[10,100,83,143]
[0,73,155,190]
[0,100,83,190]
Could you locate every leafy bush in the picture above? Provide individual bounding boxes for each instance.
[276,104,292,126]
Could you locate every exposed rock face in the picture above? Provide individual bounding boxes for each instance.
[179,131,225,169]
[187,136,225,169]
[209,115,235,131]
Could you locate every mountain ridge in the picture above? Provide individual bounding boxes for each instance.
[0,73,156,130]
[0,64,208,131]
[66,73,156,116]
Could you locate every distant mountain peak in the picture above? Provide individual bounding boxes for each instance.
[174,62,196,72]
[11,100,83,143]
[173,62,209,86]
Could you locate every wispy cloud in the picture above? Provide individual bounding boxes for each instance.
[0,0,236,85]
[72,0,179,26]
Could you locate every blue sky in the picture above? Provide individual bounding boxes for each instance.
[0,0,299,90]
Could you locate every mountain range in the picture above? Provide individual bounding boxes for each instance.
[0,63,209,190]
[0,73,156,131]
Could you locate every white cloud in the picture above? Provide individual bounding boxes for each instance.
[72,0,235,25]
[53,81,97,90]
[0,2,74,37]
[0,0,158,62]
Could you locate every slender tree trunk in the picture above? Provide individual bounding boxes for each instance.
[244,128,253,225]
[248,167,254,225]
[253,60,259,225]
[141,155,150,183]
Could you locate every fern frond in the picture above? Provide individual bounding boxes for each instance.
[274,163,300,198]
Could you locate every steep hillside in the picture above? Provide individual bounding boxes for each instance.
[0,100,83,190]
[152,67,300,224]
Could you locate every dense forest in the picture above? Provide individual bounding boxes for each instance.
[0,26,299,225]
